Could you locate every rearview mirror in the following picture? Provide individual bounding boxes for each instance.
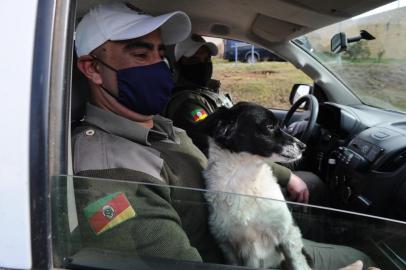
[331,30,375,54]
[331,32,347,54]
[290,84,312,106]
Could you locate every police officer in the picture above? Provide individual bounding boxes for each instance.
[72,2,375,269]
[164,34,233,132]
[73,2,286,263]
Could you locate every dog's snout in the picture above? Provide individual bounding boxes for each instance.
[297,141,306,151]
[292,136,306,151]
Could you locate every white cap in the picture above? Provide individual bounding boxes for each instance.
[174,34,218,61]
[75,2,191,57]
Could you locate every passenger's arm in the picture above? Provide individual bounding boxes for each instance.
[265,161,292,186]
[74,171,202,262]
[264,162,309,203]
[172,102,210,130]
[287,173,309,203]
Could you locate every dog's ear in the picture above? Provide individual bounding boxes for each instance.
[192,106,230,136]
[213,118,237,141]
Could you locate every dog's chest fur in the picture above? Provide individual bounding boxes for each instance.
[204,141,286,202]
[204,142,294,267]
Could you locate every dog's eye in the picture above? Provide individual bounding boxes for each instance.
[266,124,275,131]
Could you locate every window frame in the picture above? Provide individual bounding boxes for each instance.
[30,0,75,268]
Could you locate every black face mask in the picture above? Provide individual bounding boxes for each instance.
[179,62,213,87]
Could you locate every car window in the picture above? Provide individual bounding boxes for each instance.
[296,2,406,113]
[52,175,406,270]
[213,39,312,110]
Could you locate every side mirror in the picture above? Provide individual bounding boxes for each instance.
[289,84,313,106]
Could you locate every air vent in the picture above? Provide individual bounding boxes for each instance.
[378,150,406,172]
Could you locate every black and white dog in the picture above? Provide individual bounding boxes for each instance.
[195,102,312,269]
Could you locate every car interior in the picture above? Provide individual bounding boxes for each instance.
[49,0,406,269]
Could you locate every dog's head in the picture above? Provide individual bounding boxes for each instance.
[195,102,306,162]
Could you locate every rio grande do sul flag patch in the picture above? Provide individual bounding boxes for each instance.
[191,108,208,122]
[83,192,136,235]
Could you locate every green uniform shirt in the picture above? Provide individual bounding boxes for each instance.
[163,79,233,131]
[72,103,292,263]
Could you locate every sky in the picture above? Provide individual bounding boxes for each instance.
[354,0,406,19]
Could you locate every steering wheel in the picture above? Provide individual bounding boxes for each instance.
[282,94,319,144]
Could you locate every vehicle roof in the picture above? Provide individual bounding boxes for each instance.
[77,0,393,43]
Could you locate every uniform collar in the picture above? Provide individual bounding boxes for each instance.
[84,103,178,146]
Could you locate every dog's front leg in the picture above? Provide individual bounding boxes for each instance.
[279,225,312,270]
[219,242,240,265]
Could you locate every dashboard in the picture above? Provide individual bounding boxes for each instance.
[311,103,406,220]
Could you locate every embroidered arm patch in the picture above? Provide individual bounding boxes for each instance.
[190,108,208,122]
[83,192,136,235]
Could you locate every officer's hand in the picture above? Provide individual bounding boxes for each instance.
[286,120,308,137]
[338,260,363,270]
[287,173,309,203]
[338,260,381,270]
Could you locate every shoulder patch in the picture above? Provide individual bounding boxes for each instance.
[190,108,208,122]
[83,192,136,235]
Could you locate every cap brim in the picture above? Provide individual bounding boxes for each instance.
[182,41,218,58]
[110,11,191,45]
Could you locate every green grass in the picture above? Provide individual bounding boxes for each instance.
[212,57,406,112]
[328,61,406,112]
[212,58,312,109]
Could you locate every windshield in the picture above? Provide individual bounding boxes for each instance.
[296,1,406,113]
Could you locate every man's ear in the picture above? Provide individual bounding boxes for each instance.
[77,55,103,85]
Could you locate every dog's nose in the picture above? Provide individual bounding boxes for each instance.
[292,136,306,151]
[297,141,306,151]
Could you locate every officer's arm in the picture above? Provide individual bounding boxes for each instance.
[264,161,292,187]
[173,102,210,131]
[74,172,202,262]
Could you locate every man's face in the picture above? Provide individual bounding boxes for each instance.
[180,46,211,65]
[95,29,165,95]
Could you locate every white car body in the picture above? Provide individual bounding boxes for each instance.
[0,1,37,268]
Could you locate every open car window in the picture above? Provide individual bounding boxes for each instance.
[212,38,312,110]
[52,175,406,270]
[295,3,406,113]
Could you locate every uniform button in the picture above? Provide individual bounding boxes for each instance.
[85,129,95,136]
